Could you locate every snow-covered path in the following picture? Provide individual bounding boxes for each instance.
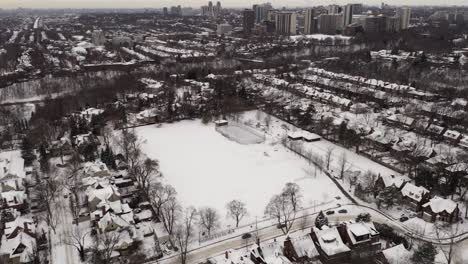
[50,193,79,264]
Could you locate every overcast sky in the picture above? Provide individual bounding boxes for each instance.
[1,0,467,9]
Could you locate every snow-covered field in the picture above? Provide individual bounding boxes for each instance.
[137,116,346,228]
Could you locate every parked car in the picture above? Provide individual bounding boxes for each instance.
[241,233,252,239]
[338,209,347,214]
[399,216,409,222]
[326,210,335,215]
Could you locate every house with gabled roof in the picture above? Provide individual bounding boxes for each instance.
[443,129,462,145]
[422,196,459,223]
[97,211,134,233]
[399,183,430,211]
[86,181,121,212]
[0,230,36,264]
[0,190,27,212]
[0,150,26,192]
[459,136,468,150]
[4,216,35,238]
[374,174,410,194]
[384,114,415,130]
[283,229,319,262]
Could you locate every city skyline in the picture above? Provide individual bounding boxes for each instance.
[1,0,468,9]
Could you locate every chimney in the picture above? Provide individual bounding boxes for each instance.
[13,196,17,204]
[23,222,29,232]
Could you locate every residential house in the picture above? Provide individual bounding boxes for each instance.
[399,183,430,211]
[4,216,35,238]
[459,136,468,150]
[283,229,319,262]
[422,196,459,223]
[83,161,111,178]
[86,181,121,213]
[425,124,446,139]
[311,226,351,264]
[0,230,36,264]
[337,222,381,260]
[97,211,134,233]
[0,191,27,212]
[374,174,409,194]
[0,151,26,192]
[384,114,415,130]
[375,244,411,264]
[443,129,462,145]
[364,129,398,152]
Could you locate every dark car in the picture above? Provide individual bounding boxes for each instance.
[241,233,252,239]
[399,216,409,222]
[338,209,347,214]
[326,210,335,215]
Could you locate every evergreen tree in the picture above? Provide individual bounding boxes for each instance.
[315,211,329,229]
[355,213,371,223]
[20,137,35,166]
[411,242,436,264]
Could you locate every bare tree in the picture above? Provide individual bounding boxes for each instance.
[133,158,159,198]
[325,146,334,171]
[63,227,90,261]
[434,222,458,264]
[37,168,61,233]
[118,128,141,170]
[175,207,198,264]
[160,196,181,237]
[199,207,220,236]
[148,183,176,217]
[264,193,297,235]
[282,182,302,211]
[226,200,248,228]
[264,114,272,129]
[338,152,349,179]
[95,231,121,264]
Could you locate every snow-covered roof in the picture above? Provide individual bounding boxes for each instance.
[4,216,35,238]
[382,244,411,264]
[443,129,461,140]
[0,150,26,180]
[423,196,458,214]
[0,231,36,263]
[86,182,120,205]
[314,226,350,256]
[83,161,110,178]
[459,136,468,149]
[401,183,429,202]
[379,174,409,189]
[97,211,133,231]
[0,190,26,207]
[288,230,319,259]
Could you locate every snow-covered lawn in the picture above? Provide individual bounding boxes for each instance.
[137,117,346,228]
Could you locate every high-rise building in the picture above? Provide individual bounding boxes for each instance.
[254,5,266,23]
[304,8,316,34]
[326,4,341,14]
[318,13,343,34]
[397,7,411,30]
[386,16,400,32]
[202,1,221,17]
[364,15,386,33]
[275,11,297,35]
[343,4,363,27]
[163,7,168,16]
[242,9,256,34]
